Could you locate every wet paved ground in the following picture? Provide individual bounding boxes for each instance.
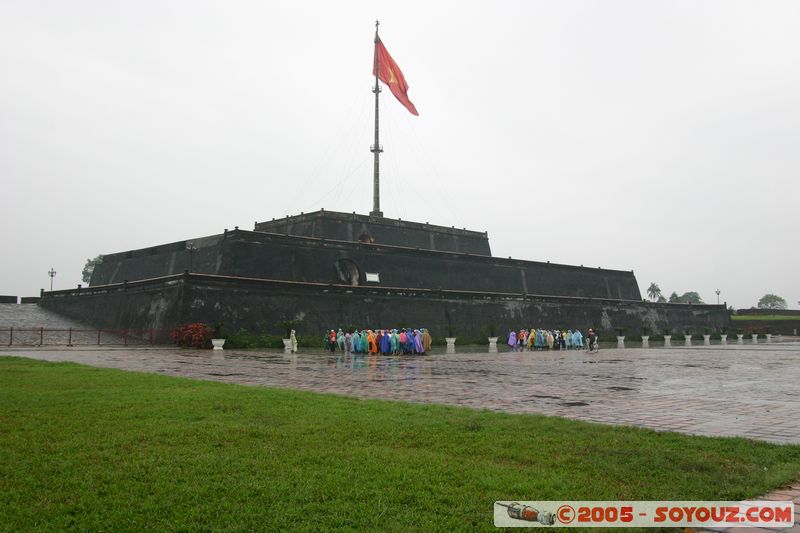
[3,340,799,445]
[698,480,800,533]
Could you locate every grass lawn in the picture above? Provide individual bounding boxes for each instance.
[731,315,799,321]
[1,356,799,531]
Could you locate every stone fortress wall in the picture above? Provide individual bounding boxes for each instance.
[90,228,641,301]
[41,273,729,340]
[730,309,800,336]
[254,210,492,255]
[40,209,728,338]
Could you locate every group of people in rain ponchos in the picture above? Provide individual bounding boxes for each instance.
[325,328,433,355]
[507,328,591,351]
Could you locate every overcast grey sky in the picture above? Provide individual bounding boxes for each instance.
[1,0,798,309]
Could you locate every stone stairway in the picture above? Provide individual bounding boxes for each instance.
[0,303,92,329]
[0,304,150,346]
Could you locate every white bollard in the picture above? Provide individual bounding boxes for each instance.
[488,337,498,353]
[446,337,456,354]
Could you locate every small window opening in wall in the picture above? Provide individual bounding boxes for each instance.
[365,272,380,283]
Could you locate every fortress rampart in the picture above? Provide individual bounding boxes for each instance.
[39,210,729,338]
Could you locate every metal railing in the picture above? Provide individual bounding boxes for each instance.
[0,327,168,347]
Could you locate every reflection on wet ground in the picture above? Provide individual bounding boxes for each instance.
[5,341,800,444]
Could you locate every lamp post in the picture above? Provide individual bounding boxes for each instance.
[48,268,57,291]
[186,242,197,272]
[715,289,721,305]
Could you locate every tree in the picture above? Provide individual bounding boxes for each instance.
[81,255,104,284]
[757,294,787,310]
[668,291,703,304]
[657,295,667,303]
[647,282,662,302]
[679,291,703,304]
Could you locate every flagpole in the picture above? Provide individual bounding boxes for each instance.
[370,19,384,217]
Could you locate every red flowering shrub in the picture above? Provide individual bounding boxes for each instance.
[171,323,212,348]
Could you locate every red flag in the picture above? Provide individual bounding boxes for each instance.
[373,38,419,116]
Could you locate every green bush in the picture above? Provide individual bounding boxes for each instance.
[298,335,323,348]
[220,329,324,350]
[223,328,282,349]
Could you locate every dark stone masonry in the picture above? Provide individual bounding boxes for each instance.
[40,209,729,337]
[254,210,492,255]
